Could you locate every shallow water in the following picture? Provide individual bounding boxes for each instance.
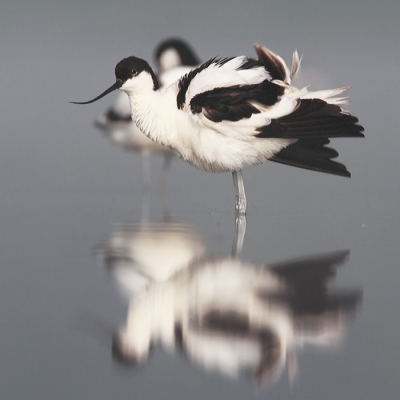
[2,1,400,399]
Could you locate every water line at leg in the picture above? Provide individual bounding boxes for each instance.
[232,170,247,215]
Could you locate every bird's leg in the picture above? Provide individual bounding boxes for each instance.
[141,153,151,221]
[159,155,172,219]
[159,155,172,195]
[232,170,247,214]
[232,212,247,258]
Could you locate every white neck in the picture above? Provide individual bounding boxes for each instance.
[128,90,176,148]
[120,71,193,160]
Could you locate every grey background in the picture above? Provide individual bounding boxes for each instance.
[1,0,399,399]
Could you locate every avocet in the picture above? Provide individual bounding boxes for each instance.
[72,44,364,213]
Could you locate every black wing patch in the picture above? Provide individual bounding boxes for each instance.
[177,55,285,122]
[270,137,352,177]
[258,99,365,139]
[177,58,218,110]
[189,80,284,123]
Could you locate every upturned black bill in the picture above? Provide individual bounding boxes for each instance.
[70,81,122,104]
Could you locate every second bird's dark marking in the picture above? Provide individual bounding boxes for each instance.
[154,38,200,67]
[105,108,132,122]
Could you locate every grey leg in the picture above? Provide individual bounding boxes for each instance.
[232,170,247,214]
[232,212,247,257]
[141,153,151,221]
[159,155,172,219]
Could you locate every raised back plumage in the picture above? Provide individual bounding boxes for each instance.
[71,43,364,213]
[254,44,291,83]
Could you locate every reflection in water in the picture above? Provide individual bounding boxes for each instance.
[93,87,176,218]
[98,223,205,299]
[95,221,362,386]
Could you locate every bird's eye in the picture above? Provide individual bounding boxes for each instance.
[131,69,138,76]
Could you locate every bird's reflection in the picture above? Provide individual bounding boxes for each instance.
[95,221,362,385]
[99,223,205,299]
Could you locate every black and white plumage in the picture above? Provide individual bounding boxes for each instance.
[95,38,200,147]
[98,38,200,125]
[72,44,364,213]
[93,39,201,199]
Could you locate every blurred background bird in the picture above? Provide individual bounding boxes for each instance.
[94,38,200,163]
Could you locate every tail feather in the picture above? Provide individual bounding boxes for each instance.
[301,87,350,105]
[270,138,352,177]
[257,99,364,139]
[290,50,301,80]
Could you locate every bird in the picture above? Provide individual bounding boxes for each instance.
[94,39,201,191]
[97,38,200,125]
[71,44,364,214]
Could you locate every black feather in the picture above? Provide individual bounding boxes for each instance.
[253,45,288,82]
[189,79,283,123]
[177,58,217,109]
[177,55,284,120]
[257,99,365,139]
[270,138,352,177]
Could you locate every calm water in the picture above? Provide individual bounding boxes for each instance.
[2,1,400,399]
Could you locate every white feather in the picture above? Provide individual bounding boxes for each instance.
[115,50,358,173]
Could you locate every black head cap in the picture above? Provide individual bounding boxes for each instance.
[115,56,160,90]
[154,38,200,68]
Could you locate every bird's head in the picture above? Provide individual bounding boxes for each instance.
[70,56,160,105]
[154,38,200,72]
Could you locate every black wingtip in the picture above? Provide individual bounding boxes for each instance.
[270,138,354,177]
[258,99,365,140]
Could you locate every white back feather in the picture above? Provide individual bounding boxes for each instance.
[184,57,270,111]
